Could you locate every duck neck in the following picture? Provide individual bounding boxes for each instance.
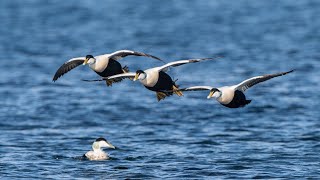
[216,91,222,99]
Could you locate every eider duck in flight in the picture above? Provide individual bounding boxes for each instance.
[52,50,163,86]
[178,70,294,108]
[96,58,218,101]
[84,137,115,161]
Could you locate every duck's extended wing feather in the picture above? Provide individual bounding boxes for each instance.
[235,70,294,92]
[157,58,215,72]
[53,57,85,82]
[109,50,164,62]
[180,86,213,91]
[102,72,136,81]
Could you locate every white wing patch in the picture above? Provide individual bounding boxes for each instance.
[157,58,213,72]
[66,57,85,63]
[103,72,136,80]
[183,86,213,91]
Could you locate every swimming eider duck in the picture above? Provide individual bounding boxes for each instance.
[84,137,115,161]
[95,58,218,101]
[53,50,163,86]
[178,70,294,108]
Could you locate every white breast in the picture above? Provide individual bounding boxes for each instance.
[139,68,159,87]
[85,150,109,160]
[89,54,110,72]
[216,86,235,105]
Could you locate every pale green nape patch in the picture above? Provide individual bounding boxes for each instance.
[92,142,100,150]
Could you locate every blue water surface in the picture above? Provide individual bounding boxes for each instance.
[0,0,319,179]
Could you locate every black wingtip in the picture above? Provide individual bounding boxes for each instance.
[52,77,58,82]
[81,79,104,82]
[151,55,162,61]
[195,56,223,62]
[150,55,165,63]
[132,50,165,63]
[284,69,295,75]
[210,55,223,60]
[52,73,63,82]
[52,72,62,82]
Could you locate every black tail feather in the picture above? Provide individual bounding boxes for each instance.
[246,100,252,105]
[122,66,129,73]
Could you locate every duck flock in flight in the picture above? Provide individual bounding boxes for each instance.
[53,50,293,160]
[53,49,293,107]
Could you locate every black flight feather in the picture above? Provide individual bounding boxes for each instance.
[53,60,84,82]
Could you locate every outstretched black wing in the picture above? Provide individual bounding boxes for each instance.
[109,50,164,62]
[157,58,216,72]
[235,70,294,92]
[52,58,85,82]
